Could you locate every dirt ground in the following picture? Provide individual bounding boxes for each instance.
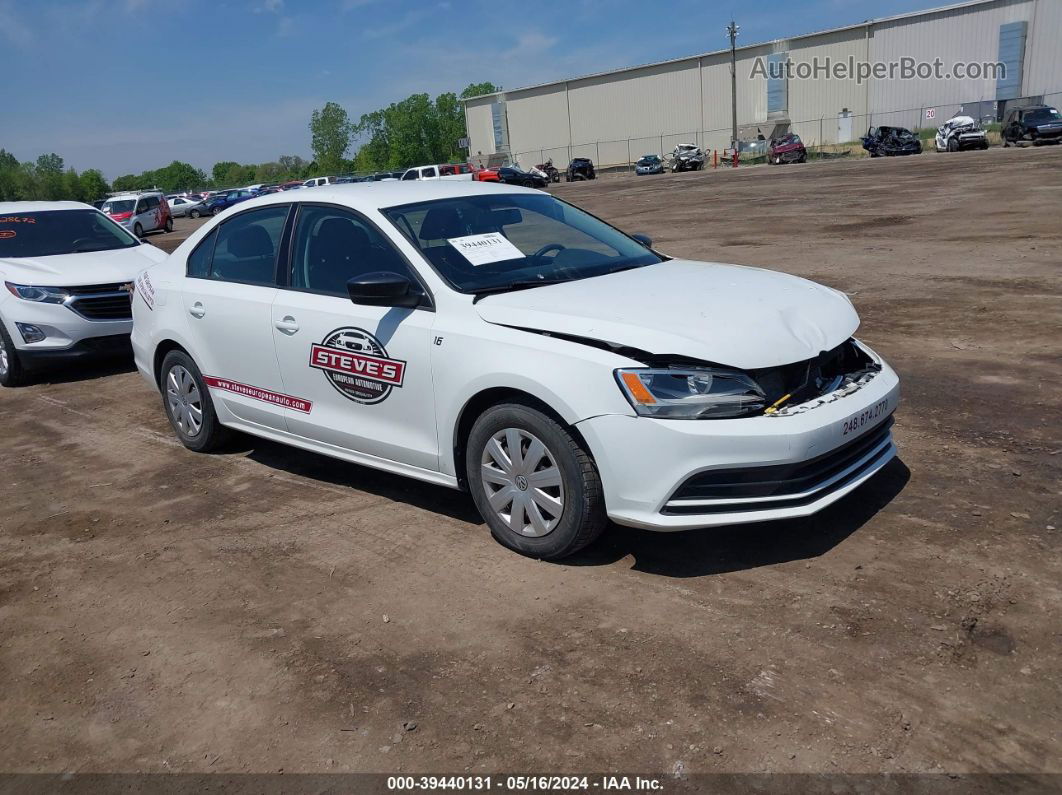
[0,147,1059,777]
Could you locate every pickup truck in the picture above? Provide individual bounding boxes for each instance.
[400,164,474,181]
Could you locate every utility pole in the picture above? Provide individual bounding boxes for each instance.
[727,19,740,153]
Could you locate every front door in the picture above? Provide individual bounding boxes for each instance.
[270,203,439,470]
[181,203,293,431]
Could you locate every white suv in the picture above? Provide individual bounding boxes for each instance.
[0,202,168,386]
[131,182,899,559]
[101,190,173,237]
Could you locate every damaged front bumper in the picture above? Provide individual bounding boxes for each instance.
[576,345,900,531]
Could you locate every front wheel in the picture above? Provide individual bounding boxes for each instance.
[466,402,606,560]
[948,138,959,153]
[0,321,27,387]
[212,206,222,215]
[160,350,231,453]
[165,217,173,232]
[133,222,144,237]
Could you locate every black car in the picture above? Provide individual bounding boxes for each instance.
[496,166,548,188]
[566,157,596,181]
[1002,105,1062,146]
[862,126,923,157]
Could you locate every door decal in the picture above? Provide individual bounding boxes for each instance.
[203,376,313,413]
[309,327,406,405]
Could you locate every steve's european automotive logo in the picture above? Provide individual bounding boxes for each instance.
[309,327,406,405]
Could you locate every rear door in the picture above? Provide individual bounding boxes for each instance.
[181,203,295,431]
[270,203,439,470]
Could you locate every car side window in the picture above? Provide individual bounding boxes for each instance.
[289,205,415,297]
[135,200,147,214]
[401,170,417,181]
[422,167,437,178]
[207,205,289,286]
[187,228,218,278]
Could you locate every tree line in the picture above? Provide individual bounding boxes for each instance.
[0,80,500,203]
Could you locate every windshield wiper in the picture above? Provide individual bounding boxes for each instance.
[471,277,570,303]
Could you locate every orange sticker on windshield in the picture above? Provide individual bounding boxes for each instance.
[0,230,15,239]
[0,216,35,223]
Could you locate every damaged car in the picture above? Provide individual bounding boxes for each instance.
[768,133,807,164]
[1002,104,1062,146]
[669,143,705,172]
[133,182,899,561]
[934,116,989,152]
[862,126,923,157]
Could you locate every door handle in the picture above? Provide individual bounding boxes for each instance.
[274,316,299,335]
[189,302,206,319]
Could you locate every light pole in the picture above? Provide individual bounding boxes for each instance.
[727,19,739,154]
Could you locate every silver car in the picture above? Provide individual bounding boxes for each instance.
[167,196,205,218]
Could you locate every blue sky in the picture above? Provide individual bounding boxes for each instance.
[1,0,939,178]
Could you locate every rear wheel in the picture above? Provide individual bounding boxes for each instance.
[212,206,222,215]
[164,217,173,232]
[190,209,201,218]
[159,350,231,453]
[466,402,606,560]
[0,321,27,387]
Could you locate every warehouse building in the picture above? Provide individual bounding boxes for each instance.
[462,0,1062,169]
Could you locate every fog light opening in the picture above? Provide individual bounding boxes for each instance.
[15,323,46,343]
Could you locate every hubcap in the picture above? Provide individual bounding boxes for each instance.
[166,365,204,438]
[480,428,564,537]
[0,341,9,377]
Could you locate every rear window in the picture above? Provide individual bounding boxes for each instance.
[1026,107,1061,124]
[0,210,139,258]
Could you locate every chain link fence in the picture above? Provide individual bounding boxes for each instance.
[501,90,1062,174]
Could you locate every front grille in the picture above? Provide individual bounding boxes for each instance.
[64,283,133,321]
[665,416,894,513]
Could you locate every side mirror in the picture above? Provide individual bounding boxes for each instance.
[347,272,422,309]
[631,233,653,248]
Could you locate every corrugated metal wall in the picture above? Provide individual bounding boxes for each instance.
[868,0,1036,130]
[1025,0,1062,94]
[464,0,1057,166]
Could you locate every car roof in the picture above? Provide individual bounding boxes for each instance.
[0,200,97,214]
[222,180,539,215]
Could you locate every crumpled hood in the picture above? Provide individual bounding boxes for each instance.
[474,259,860,369]
[0,244,167,286]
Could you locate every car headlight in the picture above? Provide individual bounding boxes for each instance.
[5,282,70,304]
[616,368,766,419]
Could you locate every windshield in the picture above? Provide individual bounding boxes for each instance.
[382,193,663,293]
[1026,107,1061,124]
[0,209,139,257]
[102,199,135,214]
[638,156,659,164]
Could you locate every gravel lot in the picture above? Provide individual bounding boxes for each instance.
[1,147,1059,776]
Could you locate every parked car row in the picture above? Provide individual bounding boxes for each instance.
[0,181,900,562]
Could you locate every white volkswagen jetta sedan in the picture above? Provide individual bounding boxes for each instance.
[0,202,168,386]
[131,182,899,559]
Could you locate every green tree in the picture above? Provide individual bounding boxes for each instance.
[211,161,240,186]
[36,153,65,200]
[154,161,207,192]
[459,81,501,98]
[309,101,353,173]
[112,174,139,192]
[62,168,84,202]
[79,169,110,202]
[278,154,309,178]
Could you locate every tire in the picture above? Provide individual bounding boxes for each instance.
[165,217,174,233]
[159,350,231,453]
[466,401,606,560]
[212,206,222,215]
[190,209,201,218]
[948,138,959,153]
[0,320,27,387]
[133,222,144,237]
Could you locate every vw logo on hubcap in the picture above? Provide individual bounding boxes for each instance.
[515,475,529,491]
